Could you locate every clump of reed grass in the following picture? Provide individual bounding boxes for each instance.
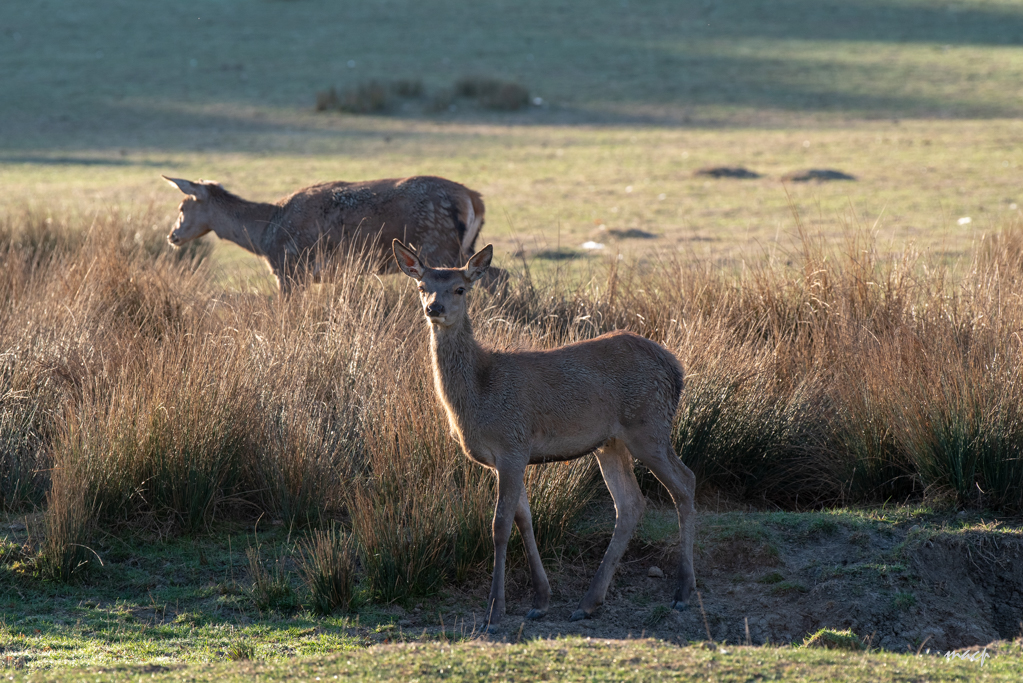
[53,346,252,532]
[0,400,47,511]
[522,458,598,559]
[226,642,256,661]
[0,537,27,565]
[37,457,98,582]
[253,397,356,528]
[351,410,456,602]
[246,545,299,613]
[669,338,832,507]
[297,525,357,615]
[352,485,450,602]
[803,628,865,650]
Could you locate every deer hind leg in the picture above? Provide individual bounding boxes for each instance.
[514,486,551,620]
[485,461,527,632]
[624,430,697,611]
[571,438,646,621]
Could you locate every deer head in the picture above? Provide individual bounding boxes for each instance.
[163,176,221,246]
[393,239,492,327]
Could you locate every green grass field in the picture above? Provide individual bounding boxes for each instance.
[5,637,1023,682]
[4,0,1023,679]
[3,0,1022,283]
[4,509,1023,680]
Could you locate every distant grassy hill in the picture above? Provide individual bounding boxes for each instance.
[1,0,1021,274]
[4,0,1023,150]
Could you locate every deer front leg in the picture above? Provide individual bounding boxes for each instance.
[484,462,527,632]
[514,486,551,620]
[269,260,297,296]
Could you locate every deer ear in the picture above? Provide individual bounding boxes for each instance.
[162,176,210,200]
[393,239,426,280]
[465,244,493,282]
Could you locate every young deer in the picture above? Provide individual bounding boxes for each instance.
[393,239,697,631]
[164,175,485,294]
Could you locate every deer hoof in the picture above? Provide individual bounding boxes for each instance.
[525,608,546,620]
[569,609,590,622]
[671,600,689,612]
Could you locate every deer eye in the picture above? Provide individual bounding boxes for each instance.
[455,287,466,295]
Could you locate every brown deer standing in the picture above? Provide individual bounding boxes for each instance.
[393,239,697,632]
[163,175,485,294]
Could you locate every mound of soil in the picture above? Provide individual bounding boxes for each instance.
[694,166,762,179]
[606,229,657,240]
[533,249,580,261]
[782,169,856,182]
[403,510,1023,653]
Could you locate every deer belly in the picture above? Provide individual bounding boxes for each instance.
[529,434,608,464]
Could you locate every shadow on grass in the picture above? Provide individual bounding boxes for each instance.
[3,0,1023,154]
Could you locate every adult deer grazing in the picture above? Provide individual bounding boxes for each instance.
[393,239,697,632]
[163,175,485,294]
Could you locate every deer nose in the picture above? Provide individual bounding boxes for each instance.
[426,303,445,317]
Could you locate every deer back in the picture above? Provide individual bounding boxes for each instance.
[270,176,483,268]
[501,331,683,435]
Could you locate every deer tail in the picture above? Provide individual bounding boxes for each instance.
[460,190,486,259]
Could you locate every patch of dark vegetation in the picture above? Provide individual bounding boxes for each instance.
[770,580,808,595]
[0,536,27,564]
[694,166,762,179]
[454,76,530,111]
[226,642,256,661]
[317,77,531,115]
[390,79,424,99]
[804,517,840,537]
[606,228,657,240]
[297,525,357,615]
[534,248,580,261]
[803,628,865,651]
[0,155,174,168]
[315,79,427,114]
[246,545,300,613]
[316,81,392,114]
[782,169,857,182]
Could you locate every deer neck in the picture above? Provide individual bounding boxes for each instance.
[429,313,488,424]
[210,199,276,257]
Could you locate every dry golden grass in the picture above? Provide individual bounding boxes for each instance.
[2,206,1023,590]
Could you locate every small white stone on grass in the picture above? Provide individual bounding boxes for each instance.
[648,566,664,578]
[957,216,972,225]
[581,241,605,250]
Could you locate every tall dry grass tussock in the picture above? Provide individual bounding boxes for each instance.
[4,206,1023,589]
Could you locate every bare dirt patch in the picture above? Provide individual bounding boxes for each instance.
[392,509,1023,653]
